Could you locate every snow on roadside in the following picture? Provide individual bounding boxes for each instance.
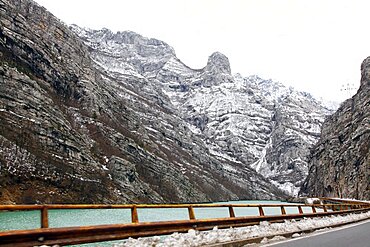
[114,212,370,247]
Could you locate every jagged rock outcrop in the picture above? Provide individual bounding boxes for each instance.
[0,0,287,204]
[301,57,370,200]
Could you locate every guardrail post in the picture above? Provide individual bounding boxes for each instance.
[311,206,316,213]
[323,205,327,212]
[228,206,235,218]
[298,206,303,214]
[280,206,286,215]
[131,206,139,223]
[188,206,196,220]
[258,206,265,216]
[41,206,49,228]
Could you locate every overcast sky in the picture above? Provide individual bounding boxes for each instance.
[34,0,370,102]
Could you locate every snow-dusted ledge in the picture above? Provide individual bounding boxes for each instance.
[114,212,370,247]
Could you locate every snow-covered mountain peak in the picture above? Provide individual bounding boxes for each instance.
[205,52,231,75]
[187,51,234,88]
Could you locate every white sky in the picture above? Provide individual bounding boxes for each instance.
[33,0,370,102]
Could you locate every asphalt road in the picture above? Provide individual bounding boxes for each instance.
[265,220,370,247]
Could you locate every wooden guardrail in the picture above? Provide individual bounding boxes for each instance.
[0,201,369,246]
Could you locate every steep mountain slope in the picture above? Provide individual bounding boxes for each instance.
[73,26,331,196]
[301,57,370,200]
[0,0,286,204]
[0,0,120,203]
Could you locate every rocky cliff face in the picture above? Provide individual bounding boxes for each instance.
[301,57,370,200]
[0,0,144,203]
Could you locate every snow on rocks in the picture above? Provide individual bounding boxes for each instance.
[71,25,334,197]
[113,212,370,247]
[304,197,322,204]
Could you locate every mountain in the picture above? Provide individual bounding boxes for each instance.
[72,25,332,196]
[301,57,370,200]
[0,0,331,204]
